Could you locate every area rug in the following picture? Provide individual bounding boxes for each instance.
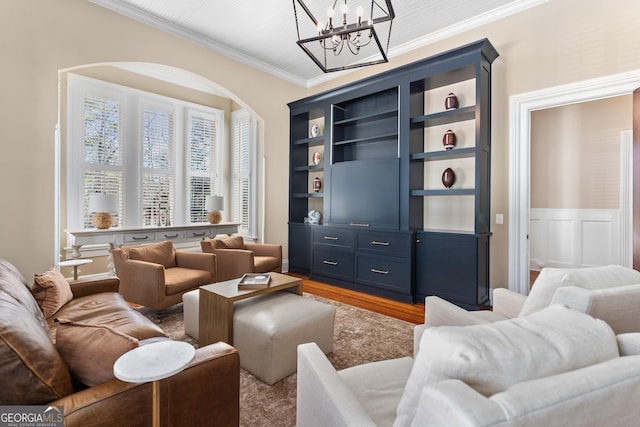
[136,293,415,427]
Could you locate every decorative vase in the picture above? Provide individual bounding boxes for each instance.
[442,168,455,188]
[313,177,322,192]
[91,212,113,229]
[443,130,456,150]
[313,151,322,165]
[445,93,459,110]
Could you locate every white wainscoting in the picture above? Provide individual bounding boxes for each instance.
[530,208,621,270]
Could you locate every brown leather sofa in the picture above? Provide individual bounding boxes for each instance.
[201,235,282,282]
[0,258,239,426]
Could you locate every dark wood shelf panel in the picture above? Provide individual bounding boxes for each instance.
[410,147,476,161]
[411,106,476,127]
[334,108,398,126]
[292,192,324,198]
[293,164,324,172]
[410,188,475,196]
[333,132,398,146]
[293,135,324,147]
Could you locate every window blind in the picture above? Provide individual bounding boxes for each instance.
[82,96,123,227]
[231,114,251,232]
[142,108,174,226]
[188,113,217,223]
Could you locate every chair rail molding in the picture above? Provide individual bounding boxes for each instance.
[508,69,640,294]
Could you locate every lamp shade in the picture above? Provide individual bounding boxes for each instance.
[205,195,224,211]
[88,194,118,213]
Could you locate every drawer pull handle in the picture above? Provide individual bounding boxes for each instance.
[323,260,338,266]
[350,222,370,227]
[132,236,149,240]
[164,234,179,238]
[371,268,389,275]
[323,236,339,240]
[192,232,206,237]
[371,241,390,246]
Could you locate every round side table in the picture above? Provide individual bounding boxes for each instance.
[114,340,195,427]
[58,259,93,280]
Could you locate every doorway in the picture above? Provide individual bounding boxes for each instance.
[508,70,640,294]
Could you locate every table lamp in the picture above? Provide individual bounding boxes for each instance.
[89,194,118,229]
[205,195,224,224]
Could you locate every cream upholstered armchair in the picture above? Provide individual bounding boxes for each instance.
[112,240,216,310]
[414,264,640,355]
[200,235,282,282]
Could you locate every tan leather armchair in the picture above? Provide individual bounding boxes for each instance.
[200,235,282,282]
[112,240,216,309]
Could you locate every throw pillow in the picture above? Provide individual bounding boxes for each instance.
[213,235,245,249]
[393,305,619,427]
[0,291,73,404]
[128,240,177,268]
[520,265,640,316]
[32,268,74,318]
[55,318,139,386]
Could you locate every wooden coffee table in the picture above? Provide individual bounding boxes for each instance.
[198,272,302,346]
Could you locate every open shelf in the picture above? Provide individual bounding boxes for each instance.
[334,108,398,126]
[411,106,476,128]
[334,132,399,146]
[411,189,476,196]
[410,147,475,161]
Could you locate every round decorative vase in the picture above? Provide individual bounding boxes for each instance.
[208,210,222,224]
[442,168,456,188]
[443,130,456,150]
[445,93,459,110]
[313,177,322,192]
[92,212,113,229]
[310,124,320,137]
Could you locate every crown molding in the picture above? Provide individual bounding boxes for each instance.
[89,0,310,87]
[91,0,549,89]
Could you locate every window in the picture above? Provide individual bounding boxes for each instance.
[81,95,123,228]
[67,75,223,230]
[188,111,219,224]
[231,109,256,236]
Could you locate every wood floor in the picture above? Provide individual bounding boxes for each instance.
[288,273,425,324]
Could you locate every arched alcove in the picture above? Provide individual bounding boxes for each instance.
[56,62,264,270]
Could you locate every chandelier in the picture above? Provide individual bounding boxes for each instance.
[293,0,395,73]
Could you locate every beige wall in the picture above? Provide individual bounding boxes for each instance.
[0,0,305,277]
[531,95,632,209]
[2,0,640,289]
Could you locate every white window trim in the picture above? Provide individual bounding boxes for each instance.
[66,74,224,230]
[231,109,258,239]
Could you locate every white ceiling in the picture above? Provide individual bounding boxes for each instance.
[90,0,547,88]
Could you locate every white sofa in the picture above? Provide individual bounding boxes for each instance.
[414,264,640,354]
[297,305,640,427]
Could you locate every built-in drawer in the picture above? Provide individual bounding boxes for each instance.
[124,232,155,244]
[155,230,186,241]
[355,253,411,294]
[312,246,353,281]
[312,227,354,248]
[356,231,412,256]
[184,229,211,239]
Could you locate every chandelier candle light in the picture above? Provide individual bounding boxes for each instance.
[293,0,394,72]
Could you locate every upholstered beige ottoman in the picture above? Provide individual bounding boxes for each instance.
[182,289,336,385]
[182,289,200,339]
[233,292,335,384]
